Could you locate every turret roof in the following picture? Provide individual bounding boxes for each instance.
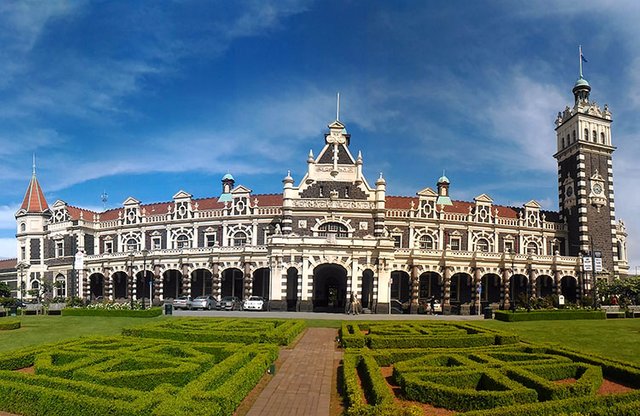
[19,174,49,213]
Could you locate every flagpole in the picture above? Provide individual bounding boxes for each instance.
[579,45,583,78]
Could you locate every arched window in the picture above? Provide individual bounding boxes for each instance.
[126,238,139,252]
[20,223,26,232]
[592,130,597,143]
[419,235,434,249]
[584,128,589,141]
[55,276,66,297]
[176,234,190,249]
[600,132,605,144]
[566,135,570,146]
[527,242,539,255]
[476,238,489,252]
[572,130,576,142]
[233,232,247,246]
[318,222,348,237]
[31,281,40,290]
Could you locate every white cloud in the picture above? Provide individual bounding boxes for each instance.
[0,238,16,259]
[0,205,18,230]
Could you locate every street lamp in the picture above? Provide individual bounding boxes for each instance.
[141,249,148,310]
[128,253,135,309]
[526,254,533,312]
[508,249,515,311]
[17,263,26,302]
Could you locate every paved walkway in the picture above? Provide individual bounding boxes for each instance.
[246,328,340,416]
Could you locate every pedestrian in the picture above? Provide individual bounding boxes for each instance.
[349,293,357,315]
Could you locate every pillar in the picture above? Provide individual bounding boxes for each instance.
[409,265,419,314]
[502,268,511,310]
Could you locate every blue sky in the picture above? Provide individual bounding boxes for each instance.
[1,1,640,269]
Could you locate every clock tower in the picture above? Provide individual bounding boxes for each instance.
[554,65,622,278]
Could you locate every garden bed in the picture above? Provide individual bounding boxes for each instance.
[494,310,605,322]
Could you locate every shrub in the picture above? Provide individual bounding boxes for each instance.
[494,310,606,322]
[61,307,162,317]
[0,320,20,330]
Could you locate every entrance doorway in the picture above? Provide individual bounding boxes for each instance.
[313,264,347,313]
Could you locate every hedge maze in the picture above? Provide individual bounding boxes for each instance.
[340,322,640,415]
[0,318,305,416]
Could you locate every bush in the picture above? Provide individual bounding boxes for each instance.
[494,310,605,322]
[61,307,162,317]
[0,320,20,330]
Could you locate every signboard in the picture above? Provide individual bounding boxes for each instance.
[582,257,593,271]
[558,295,565,306]
[74,250,84,270]
[594,251,603,272]
[594,258,603,272]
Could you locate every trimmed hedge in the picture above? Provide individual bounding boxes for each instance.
[123,318,305,346]
[340,324,640,416]
[0,320,20,330]
[339,321,518,349]
[61,307,163,317]
[494,309,606,322]
[0,320,284,416]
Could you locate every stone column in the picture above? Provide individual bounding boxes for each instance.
[244,262,252,300]
[443,267,451,306]
[502,268,511,310]
[409,265,419,314]
[554,270,561,297]
[182,263,190,297]
[474,268,482,314]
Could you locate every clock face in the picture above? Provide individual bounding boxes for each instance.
[566,186,573,197]
[593,183,603,195]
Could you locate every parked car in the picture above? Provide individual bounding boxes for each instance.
[172,296,193,310]
[390,299,407,314]
[243,296,266,311]
[219,296,240,310]
[191,295,217,310]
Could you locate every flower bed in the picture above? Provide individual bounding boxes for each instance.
[0,320,20,330]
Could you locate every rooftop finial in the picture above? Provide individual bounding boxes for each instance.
[32,154,36,176]
[336,92,340,121]
[579,45,587,78]
[101,190,108,211]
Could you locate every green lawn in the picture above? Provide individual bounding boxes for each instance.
[3,316,639,367]
[473,319,640,365]
[0,315,168,353]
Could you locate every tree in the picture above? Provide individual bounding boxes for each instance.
[0,282,10,297]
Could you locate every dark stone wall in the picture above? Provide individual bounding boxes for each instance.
[300,181,368,200]
[30,239,40,261]
[584,153,615,271]
[317,144,353,164]
[84,234,94,255]
[558,152,580,256]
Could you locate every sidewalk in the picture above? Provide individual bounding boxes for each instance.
[246,328,340,416]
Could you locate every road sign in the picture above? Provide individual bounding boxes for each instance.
[583,257,593,271]
[594,257,603,272]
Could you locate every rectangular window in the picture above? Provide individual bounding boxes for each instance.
[205,234,217,247]
[393,235,402,248]
[55,241,64,257]
[104,241,113,254]
[151,237,161,250]
[450,237,461,251]
[504,241,514,254]
[20,246,26,260]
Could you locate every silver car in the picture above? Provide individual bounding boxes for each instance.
[191,295,217,310]
[172,296,193,310]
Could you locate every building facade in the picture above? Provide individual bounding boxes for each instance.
[13,74,629,314]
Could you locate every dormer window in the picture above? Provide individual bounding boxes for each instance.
[20,223,26,232]
[126,238,139,252]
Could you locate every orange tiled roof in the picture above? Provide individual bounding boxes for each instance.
[385,196,557,222]
[0,258,17,271]
[19,175,48,213]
